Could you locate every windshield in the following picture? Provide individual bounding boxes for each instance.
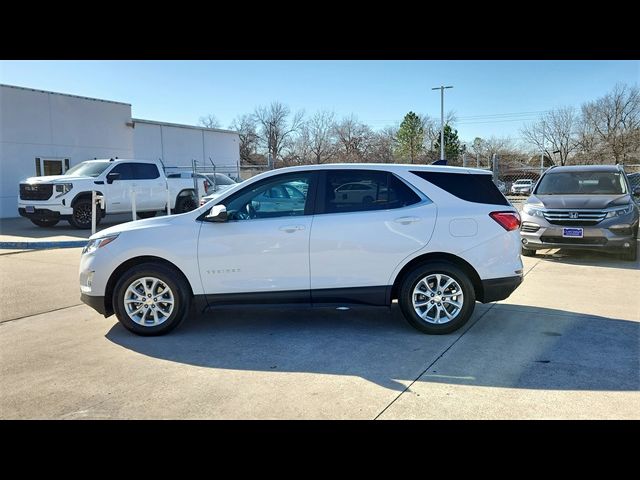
[536,171,628,195]
[214,174,236,185]
[65,161,111,178]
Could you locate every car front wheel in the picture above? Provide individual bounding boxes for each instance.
[112,263,191,336]
[399,262,476,334]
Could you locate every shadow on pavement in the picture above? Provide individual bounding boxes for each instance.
[532,241,640,271]
[105,303,639,392]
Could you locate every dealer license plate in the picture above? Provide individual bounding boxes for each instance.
[562,228,583,238]
[25,206,35,213]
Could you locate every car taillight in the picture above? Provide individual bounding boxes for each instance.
[204,180,211,193]
[490,211,520,231]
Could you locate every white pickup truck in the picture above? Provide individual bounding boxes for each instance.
[18,158,208,229]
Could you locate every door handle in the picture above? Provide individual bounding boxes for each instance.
[394,216,421,225]
[279,225,305,233]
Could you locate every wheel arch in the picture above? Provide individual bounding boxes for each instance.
[71,191,103,208]
[103,255,194,317]
[390,252,484,303]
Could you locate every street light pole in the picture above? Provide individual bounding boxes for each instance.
[432,85,453,161]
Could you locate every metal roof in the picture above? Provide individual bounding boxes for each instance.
[0,83,131,106]
[132,118,238,135]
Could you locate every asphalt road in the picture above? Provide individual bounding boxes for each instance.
[0,246,638,419]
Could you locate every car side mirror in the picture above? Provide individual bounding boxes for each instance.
[106,172,120,184]
[205,204,227,222]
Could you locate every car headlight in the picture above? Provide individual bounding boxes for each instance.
[606,204,634,218]
[54,183,73,197]
[523,204,545,217]
[82,234,119,255]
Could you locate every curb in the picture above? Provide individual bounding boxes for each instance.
[0,240,88,250]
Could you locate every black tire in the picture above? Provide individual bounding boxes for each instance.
[174,195,197,214]
[68,199,99,229]
[30,218,59,227]
[362,195,374,205]
[112,262,192,336]
[620,241,637,262]
[521,247,536,257]
[398,261,476,335]
[137,211,157,219]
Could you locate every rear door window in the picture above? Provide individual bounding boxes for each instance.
[321,170,421,214]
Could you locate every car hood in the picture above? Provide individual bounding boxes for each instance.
[22,175,91,183]
[90,215,180,240]
[529,194,631,209]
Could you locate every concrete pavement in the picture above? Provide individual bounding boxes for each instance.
[0,246,638,419]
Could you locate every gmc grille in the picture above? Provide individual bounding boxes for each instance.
[19,183,53,201]
[542,210,606,226]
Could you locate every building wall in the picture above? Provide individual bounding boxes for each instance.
[133,120,240,178]
[0,85,133,218]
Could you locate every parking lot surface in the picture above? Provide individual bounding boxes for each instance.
[1,245,638,419]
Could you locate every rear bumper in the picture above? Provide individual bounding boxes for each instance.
[480,275,523,303]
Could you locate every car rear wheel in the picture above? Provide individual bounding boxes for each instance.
[113,263,191,336]
[398,262,476,334]
[521,247,536,257]
[174,195,197,214]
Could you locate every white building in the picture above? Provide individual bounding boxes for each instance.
[0,84,239,218]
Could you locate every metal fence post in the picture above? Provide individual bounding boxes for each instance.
[91,190,97,235]
[131,185,136,221]
[166,180,171,216]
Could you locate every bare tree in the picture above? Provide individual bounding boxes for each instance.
[581,83,640,164]
[522,107,580,166]
[307,111,337,164]
[229,114,260,164]
[254,102,304,166]
[369,126,397,163]
[334,115,374,162]
[198,114,221,129]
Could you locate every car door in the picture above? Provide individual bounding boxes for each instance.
[197,172,318,302]
[130,163,165,211]
[104,163,133,213]
[309,169,436,304]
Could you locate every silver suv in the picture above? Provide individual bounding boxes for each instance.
[520,165,640,261]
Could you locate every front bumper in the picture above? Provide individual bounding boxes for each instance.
[80,293,109,316]
[18,207,70,221]
[480,275,523,303]
[520,214,639,252]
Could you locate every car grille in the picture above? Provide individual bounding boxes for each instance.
[19,183,53,201]
[542,210,606,226]
[541,236,607,246]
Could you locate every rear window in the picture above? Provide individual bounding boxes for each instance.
[411,171,509,206]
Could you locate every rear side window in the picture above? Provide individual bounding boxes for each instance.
[322,170,421,214]
[411,171,509,206]
[132,163,160,180]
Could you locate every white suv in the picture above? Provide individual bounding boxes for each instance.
[80,164,524,336]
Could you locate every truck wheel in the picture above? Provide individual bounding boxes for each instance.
[30,218,59,227]
[112,262,191,336]
[137,211,157,219]
[398,262,476,335]
[175,195,197,214]
[68,199,99,229]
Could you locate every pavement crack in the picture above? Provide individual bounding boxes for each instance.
[373,302,496,420]
[0,303,84,324]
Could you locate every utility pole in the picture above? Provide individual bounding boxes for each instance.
[432,85,453,161]
[540,120,545,176]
